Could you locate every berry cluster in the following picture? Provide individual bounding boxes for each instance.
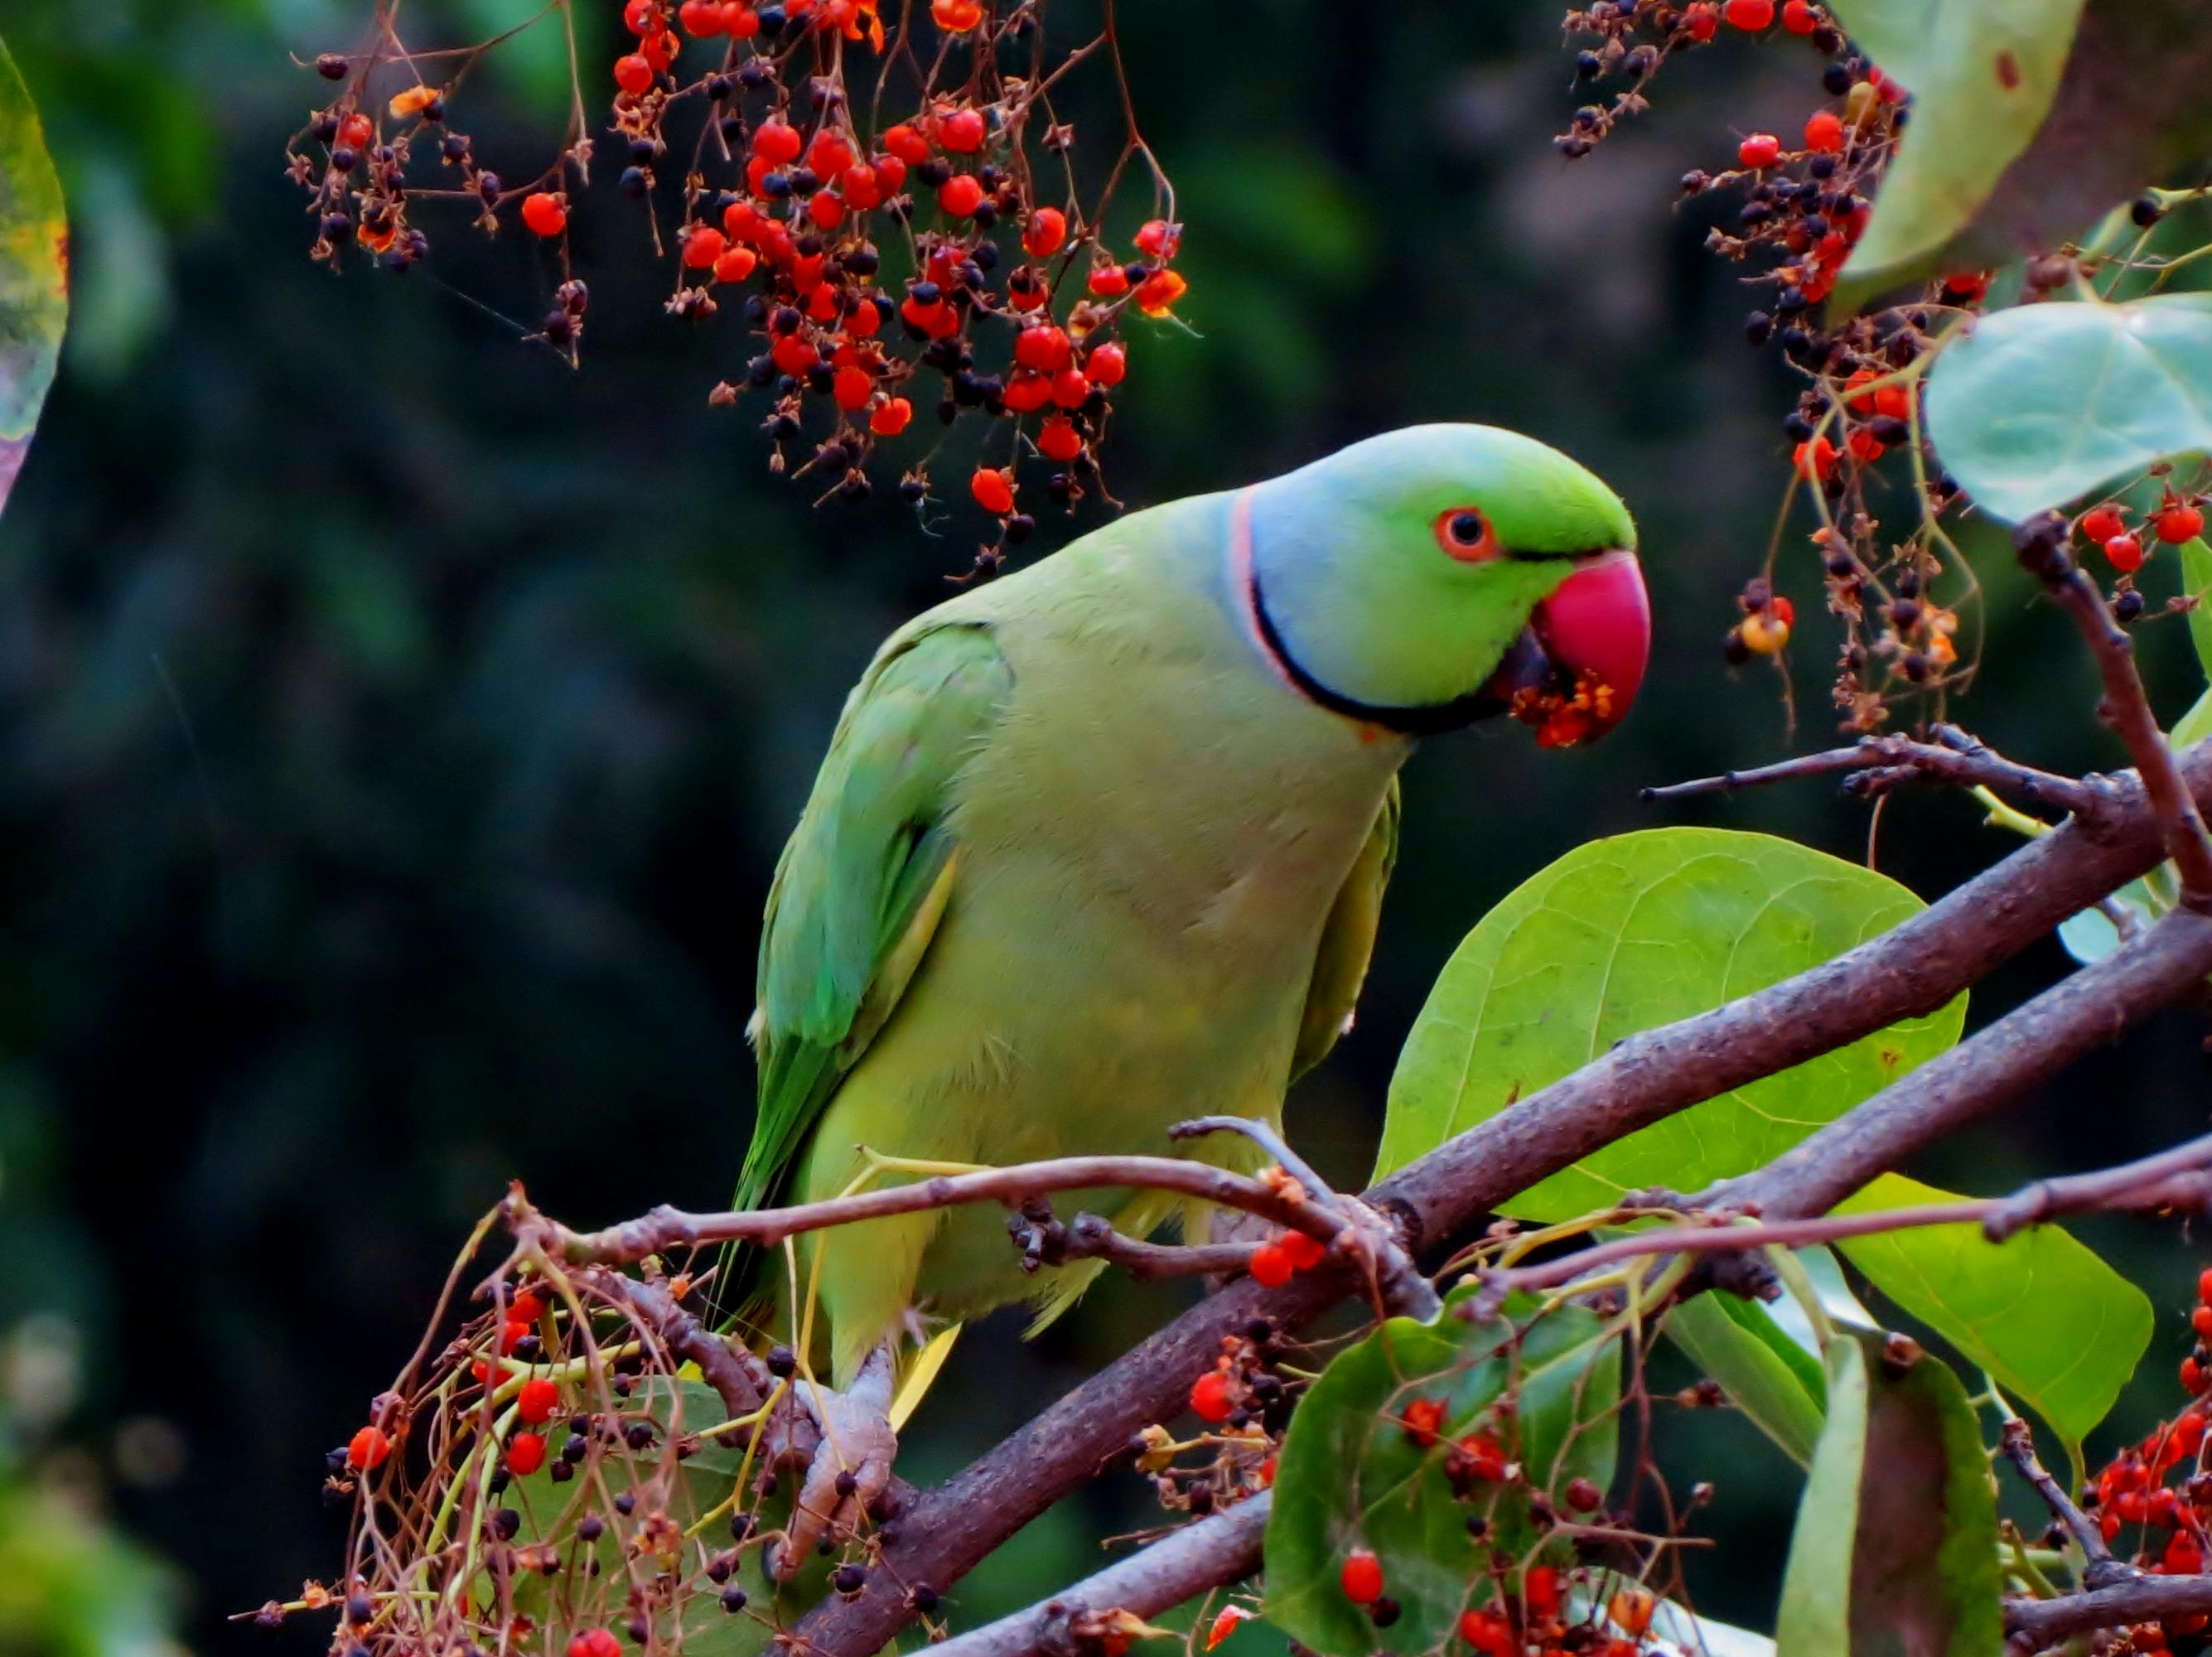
[290,0,1186,568]
[2077,1270,2212,1654]
[283,1263,910,1657]
[2074,490,2207,620]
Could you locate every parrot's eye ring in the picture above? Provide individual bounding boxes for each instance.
[1434,507,1499,563]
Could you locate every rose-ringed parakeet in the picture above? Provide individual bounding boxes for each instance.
[736,424,1645,1564]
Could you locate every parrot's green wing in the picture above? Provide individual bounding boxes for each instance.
[1292,776,1399,1079]
[734,621,1016,1236]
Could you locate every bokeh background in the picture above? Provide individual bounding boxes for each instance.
[1,1,2207,1651]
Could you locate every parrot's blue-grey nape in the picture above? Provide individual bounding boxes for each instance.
[729,423,1647,1571]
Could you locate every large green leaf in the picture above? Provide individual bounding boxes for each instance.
[1925,293,2212,525]
[1826,0,2085,305]
[0,35,65,521]
[1775,1331,2002,1657]
[1376,828,1964,1215]
[1834,1174,2152,1460]
[2183,537,2212,690]
[1263,1289,1620,1657]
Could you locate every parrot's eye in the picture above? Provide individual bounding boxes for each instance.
[1434,507,1498,563]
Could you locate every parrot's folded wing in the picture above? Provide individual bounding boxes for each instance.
[1292,775,1399,1080]
[729,621,1016,1292]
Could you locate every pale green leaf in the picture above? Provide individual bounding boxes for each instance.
[1826,0,2085,304]
[2183,537,2212,690]
[2176,691,2212,753]
[1775,1332,2002,1656]
[1834,1173,2152,1458]
[1377,828,1965,1215]
[2057,877,2161,966]
[1924,293,2212,524]
[1664,1287,1828,1466]
[0,34,66,520]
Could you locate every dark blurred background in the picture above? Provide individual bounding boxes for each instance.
[0,1,2206,1650]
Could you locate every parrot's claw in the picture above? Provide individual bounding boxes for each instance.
[766,1343,897,1580]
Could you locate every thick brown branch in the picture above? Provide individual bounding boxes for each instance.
[581,1268,771,1420]
[2003,1576,2212,1649]
[925,1498,1272,1657]
[795,745,2212,1657]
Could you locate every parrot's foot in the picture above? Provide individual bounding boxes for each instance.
[765,1342,897,1580]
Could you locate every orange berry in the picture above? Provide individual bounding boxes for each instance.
[679,0,724,32]
[1781,0,1818,31]
[347,1426,392,1471]
[1022,205,1068,258]
[1135,268,1188,316]
[506,1432,548,1476]
[1085,341,1127,387]
[713,246,758,283]
[723,2,761,34]
[1135,218,1181,259]
[1741,610,1791,655]
[1401,1397,1446,1447]
[1248,1243,1294,1288]
[1339,1548,1384,1606]
[770,334,819,378]
[683,225,726,268]
[1014,324,1072,374]
[870,397,913,437]
[338,111,374,149]
[931,0,983,28]
[2079,505,2127,546]
[1684,0,1718,39]
[1003,371,1052,413]
[623,0,659,30]
[1279,1229,1326,1270]
[1087,263,1131,298]
[1037,416,1083,464]
[1189,1370,1235,1423]
[970,467,1016,516]
[508,1292,546,1323]
[2156,503,2204,544]
[833,365,873,410]
[520,192,567,238]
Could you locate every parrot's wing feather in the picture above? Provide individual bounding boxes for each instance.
[737,622,1016,1223]
[1291,776,1400,1079]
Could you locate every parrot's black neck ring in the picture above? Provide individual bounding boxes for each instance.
[1237,495,1504,738]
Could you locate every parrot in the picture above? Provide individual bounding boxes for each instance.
[732,423,1647,1568]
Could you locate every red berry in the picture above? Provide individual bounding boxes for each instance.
[1014,325,1072,374]
[2198,1266,2212,1307]
[1134,268,1188,316]
[1457,1432,1508,1481]
[570,1631,624,1657]
[2157,504,2204,544]
[808,133,855,178]
[1084,341,1128,387]
[520,193,567,238]
[1050,367,1089,408]
[683,225,726,268]
[2185,1356,2208,1395]
[936,107,987,153]
[712,246,758,283]
[498,1317,531,1353]
[724,2,761,34]
[338,112,374,150]
[2104,534,2146,573]
[1684,1,1718,40]
[1002,371,1051,413]
[1736,133,1780,168]
[1459,1611,1512,1657]
[2170,1532,2205,1574]
[1339,1548,1384,1606]
[848,296,882,337]
[1279,1230,1326,1270]
[509,1292,546,1324]
[1944,270,1992,305]
[506,1432,548,1476]
[640,30,676,70]
[516,1378,559,1424]
[347,1426,392,1471]
[1189,1370,1236,1423]
[1037,416,1083,464]
[752,118,802,165]
[623,0,659,31]
[1804,109,1845,152]
[2079,505,2127,546]
[1722,0,1775,28]
[938,175,985,216]
[1872,382,1912,420]
[932,0,984,27]
[1022,206,1068,258]
[833,365,873,411]
[614,53,655,95]
[1087,263,1130,298]
[679,0,724,33]
[970,467,1015,516]
[809,192,847,230]
[1780,0,1818,31]
[771,334,819,378]
[870,396,913,437]
[872,155,908,196]
[1134,218,1181,260]
[1846,429,1885,464]
[882,123,932,165]
[1793,436,1838,481]
[1524,1565,1562,1618]
[1248,1243,1293,1288]
[1401,1397,1445,1447]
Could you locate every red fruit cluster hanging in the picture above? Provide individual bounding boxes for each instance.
[287,0,1187,568]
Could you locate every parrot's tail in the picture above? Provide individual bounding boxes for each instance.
[890,1323,963,1432]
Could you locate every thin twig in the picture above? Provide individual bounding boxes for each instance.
[1641,730,2101,819]
[1997,1417,2124,1586]
[1050,1213,1256,1281]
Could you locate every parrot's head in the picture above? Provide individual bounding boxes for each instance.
[1239,423,1648,747]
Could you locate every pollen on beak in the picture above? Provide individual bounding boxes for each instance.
[1480,551,1651,748]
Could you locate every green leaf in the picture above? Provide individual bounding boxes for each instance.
[1775,1331,2003,1657]
[1826,0,2086,306]
[1263,1289,1621,1657]
[1834,1173,2152,1460]
[1924,293,2212,525]
[2177,691,2212,753]
[0,34,65,521]
[1376,828,1965,1215]
[2057,876,2161,966]
[2183,537,2212,690]
[1663,1287,1828,1466]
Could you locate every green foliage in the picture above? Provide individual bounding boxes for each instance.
[1833,1175,2151,1465]
[1661,1283,1828,1467]
[1925,293,2212,524]
[0,1452,180,1657]
[0,32,65,520]
[1773,1332,2002,1657]
[1375,828,1963,1214]
[2184,537,2212,688]
[1263,1289,1620,1657]
[1825,0,2085,304]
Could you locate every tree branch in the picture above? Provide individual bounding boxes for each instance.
[2003,1576,2212,1649]
[1641,726,2102,819]
[794,745,2212,1657]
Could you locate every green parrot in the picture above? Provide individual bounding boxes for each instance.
[734,423,1645,1564]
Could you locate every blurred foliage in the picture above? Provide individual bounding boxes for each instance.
[0,1,2203,1651]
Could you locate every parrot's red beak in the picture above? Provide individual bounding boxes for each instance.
[1484,550,1650,749]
